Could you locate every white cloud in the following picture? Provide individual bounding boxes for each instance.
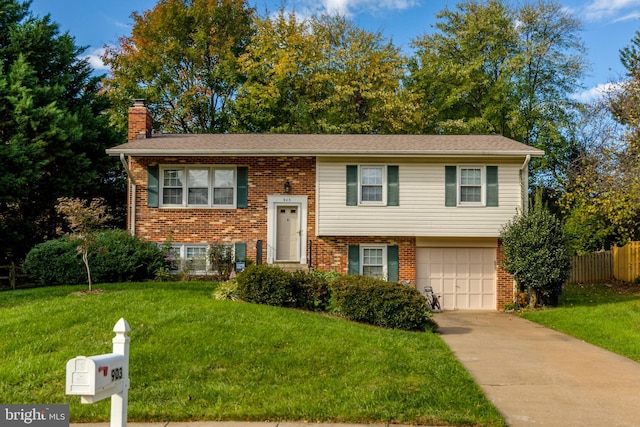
[585,0,640,21]
[571,82,623,102]
[81,47,109,71]
[318,0,419,16]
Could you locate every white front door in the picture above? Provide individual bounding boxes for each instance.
[267,195,308,265]
[276,206,299,261]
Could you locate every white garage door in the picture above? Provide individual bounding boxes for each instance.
[416,247,496,310]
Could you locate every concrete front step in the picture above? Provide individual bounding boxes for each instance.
[273,263,310,272]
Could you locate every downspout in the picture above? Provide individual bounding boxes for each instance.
[520,155,531,214]
[119,153,137,236]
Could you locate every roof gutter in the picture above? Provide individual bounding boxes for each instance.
[107,150,545,158]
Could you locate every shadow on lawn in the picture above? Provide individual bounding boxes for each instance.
[559,282,640,307]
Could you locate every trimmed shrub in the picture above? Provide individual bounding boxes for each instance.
[500,192,570,307]
[23,237,86,285]
[291,270,331,311]
[330,275,436,332]
[23,230,165,285]
[90,229,165,283]
[236,264,295,306]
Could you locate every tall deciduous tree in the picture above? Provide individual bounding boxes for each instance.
[0,0,122,261]
[103,0,255,134]
[408,0,519,135]
[408,0,587,187]
[233,10,418,134]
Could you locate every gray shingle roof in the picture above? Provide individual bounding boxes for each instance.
[106,133,544,157]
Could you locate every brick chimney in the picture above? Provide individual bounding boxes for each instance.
[127,99,153,142]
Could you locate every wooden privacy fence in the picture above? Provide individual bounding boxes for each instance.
[569,242,640,284]
[569,250,613,284]
[613,241,640,283]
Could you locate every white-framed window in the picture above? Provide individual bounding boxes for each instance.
[361,245,387,280]
[166,244,209,273]
[360,165,386,205]
[161,166,236,208]
[458,166,484,206]
[165,243,238,275]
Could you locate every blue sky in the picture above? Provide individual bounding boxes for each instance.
[28,0,640,101]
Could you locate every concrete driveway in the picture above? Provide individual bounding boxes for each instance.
[434,311,640,426]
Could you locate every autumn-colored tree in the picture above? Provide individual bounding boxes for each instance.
[233,10,419,133]
[560,29,640,253]
[560,100,637,253]
[103,0,255,134]
[56,197,112,291]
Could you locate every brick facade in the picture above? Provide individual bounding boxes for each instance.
[130,155,316,264]
[495,240,515,310]
[312,236,416,283]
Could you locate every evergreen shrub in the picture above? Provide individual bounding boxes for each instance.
[330,275,436,332]
[236,264,294,306]
[23,237,86,285]
[90,229,165,282]
[291,270,331,311]
[24,230,164,285]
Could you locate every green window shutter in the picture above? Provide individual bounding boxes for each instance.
[486,166,498,207]
[387,245,399,282]
[445,166,457,207]
[234,242,247,262]
[148,165,159,207]
[236,167,248,208]
[348,245,360,275]
[387,165,399,206]
[346,165,358,206]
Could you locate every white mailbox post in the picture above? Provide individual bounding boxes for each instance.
[66,318,131,427]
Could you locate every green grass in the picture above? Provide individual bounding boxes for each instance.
[0,282,504,426]
[521,283,640,362]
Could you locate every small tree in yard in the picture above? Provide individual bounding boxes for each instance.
[500,194,570,308]
[55,197,112,291]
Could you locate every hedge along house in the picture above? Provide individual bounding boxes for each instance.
[107,100,544,310]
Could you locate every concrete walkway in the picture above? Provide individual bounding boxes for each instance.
[434,311,640,426]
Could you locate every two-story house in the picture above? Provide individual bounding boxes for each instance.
[106,100,544,310]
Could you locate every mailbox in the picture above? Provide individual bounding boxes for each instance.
[66,353,126,403]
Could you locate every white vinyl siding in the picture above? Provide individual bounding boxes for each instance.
[317,158,523,237]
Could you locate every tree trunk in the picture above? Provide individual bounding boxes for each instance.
[82,250,92,291]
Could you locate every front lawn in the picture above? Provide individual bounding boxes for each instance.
[521,282,640,362]
[0,282,504,426]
